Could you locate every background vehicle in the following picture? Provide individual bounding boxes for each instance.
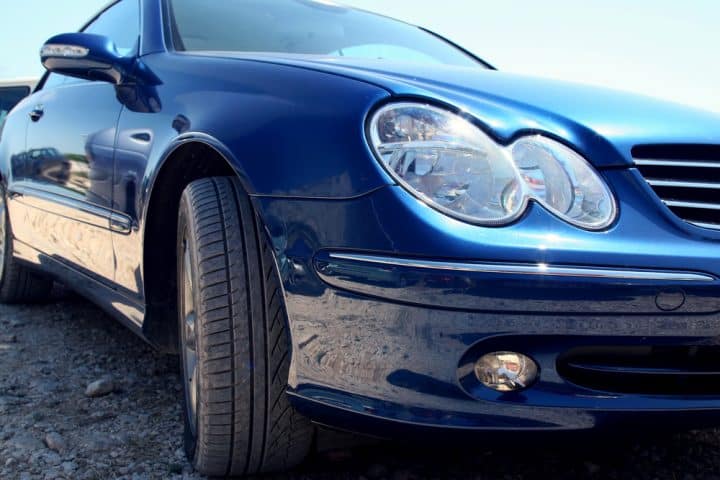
[0,79,36,127]
[1,0,720,478]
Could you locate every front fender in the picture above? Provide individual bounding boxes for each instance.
[136,53,395,200]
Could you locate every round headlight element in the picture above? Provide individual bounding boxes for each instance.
[369,103,525,225]
[512,136,616,230]
[368,103,617,230]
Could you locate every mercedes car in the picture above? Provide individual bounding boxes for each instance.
[1,0,719,477]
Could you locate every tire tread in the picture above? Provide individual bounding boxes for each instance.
[178,177,313,477]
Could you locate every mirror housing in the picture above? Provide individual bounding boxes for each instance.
[40,33,136,85]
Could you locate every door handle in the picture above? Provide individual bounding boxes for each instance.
[29,105,44,122]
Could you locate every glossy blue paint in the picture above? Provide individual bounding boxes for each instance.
[0,0,719,437]
[140,0,166,55]
[222,53,720,167]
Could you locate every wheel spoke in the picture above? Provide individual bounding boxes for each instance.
[181,236,199,436]
[0,195,6,279]
[183,241,195,319]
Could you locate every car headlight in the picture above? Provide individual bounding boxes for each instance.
[368,102,617,230]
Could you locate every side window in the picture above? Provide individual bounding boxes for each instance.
[0,86,31,125]
[83,0,141,57]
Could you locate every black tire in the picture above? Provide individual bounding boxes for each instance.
[177,177,314,477]
[0,184,54,303]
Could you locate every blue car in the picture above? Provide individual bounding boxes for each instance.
[1,0,719,476]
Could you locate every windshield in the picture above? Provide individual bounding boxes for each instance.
[168,0,484,68]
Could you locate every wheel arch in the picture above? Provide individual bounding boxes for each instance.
[141,135,246,352]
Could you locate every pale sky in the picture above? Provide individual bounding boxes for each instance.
[1,1,718,113]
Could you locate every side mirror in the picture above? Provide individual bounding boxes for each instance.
[40,33,135,85]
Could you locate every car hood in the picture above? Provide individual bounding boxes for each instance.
[199,52,720,167]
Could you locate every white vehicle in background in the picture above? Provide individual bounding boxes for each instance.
[0,79,37,126]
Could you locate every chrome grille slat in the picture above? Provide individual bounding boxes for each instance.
[664,200,720,211]
[634,145,720,231]
[646,179,720,189]
[635,159,720,168]
[690,221,720,230]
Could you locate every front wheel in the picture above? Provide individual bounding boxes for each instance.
[177,177,314,477]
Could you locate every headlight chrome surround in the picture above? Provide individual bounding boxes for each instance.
[367,102,617,231]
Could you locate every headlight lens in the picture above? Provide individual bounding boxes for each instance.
[369,103,523,225]
[368,103,616,230]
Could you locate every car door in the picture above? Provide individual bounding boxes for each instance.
[11,0,140,283]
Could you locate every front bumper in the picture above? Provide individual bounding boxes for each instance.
[282,281,720,432]
[255,169,720,433]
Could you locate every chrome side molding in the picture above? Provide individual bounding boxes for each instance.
[9,183,134,235]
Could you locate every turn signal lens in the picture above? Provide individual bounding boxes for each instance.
[475,352,538,392]
[40,44,89,58]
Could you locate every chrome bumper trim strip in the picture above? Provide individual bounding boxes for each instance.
[327,253,716,282]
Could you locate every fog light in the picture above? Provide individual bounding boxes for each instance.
[475,352,538,392]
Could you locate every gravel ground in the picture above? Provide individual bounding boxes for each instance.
[2,288,720,479]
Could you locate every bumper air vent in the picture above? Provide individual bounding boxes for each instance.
[558,345,720,395]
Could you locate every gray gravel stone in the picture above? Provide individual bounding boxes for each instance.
[7,432,44,451]
[43,433,66,454]
[61,462,77,474]
[84,376,116,398]
[84,433,119,452]
[41,451,62,466]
